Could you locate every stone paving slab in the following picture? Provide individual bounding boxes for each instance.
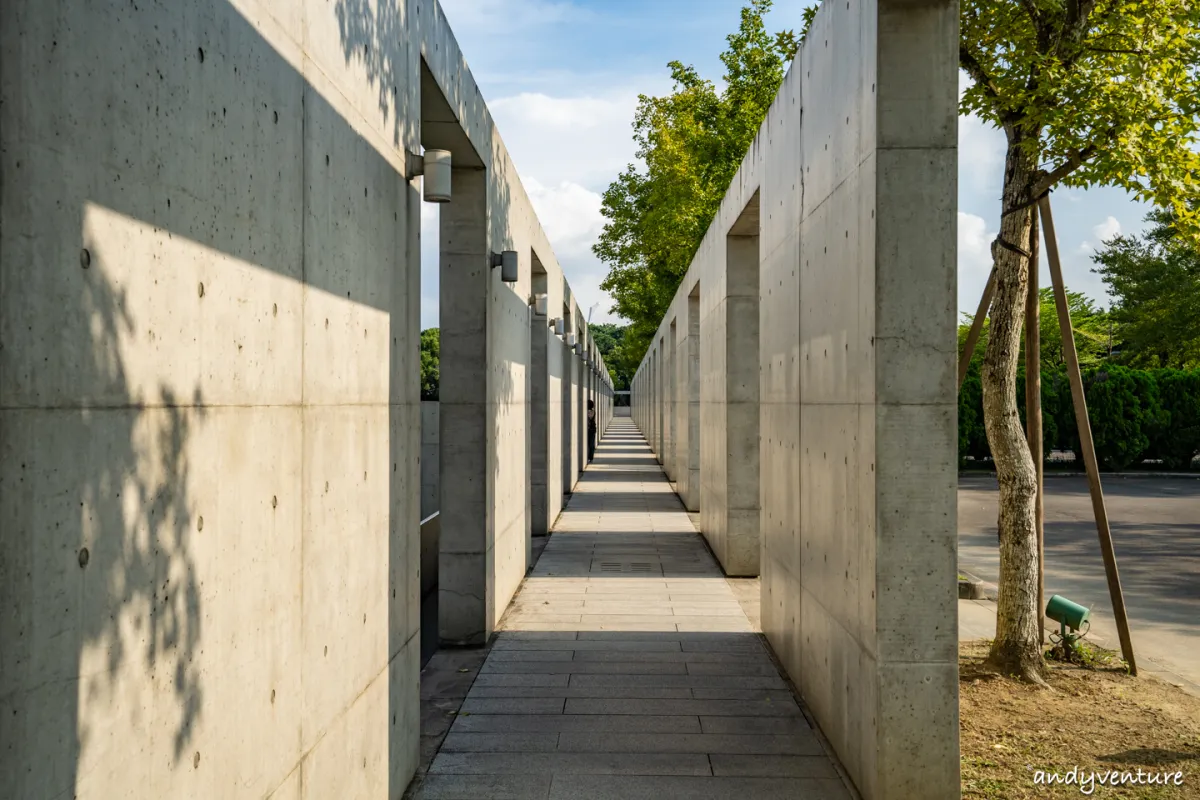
[555,733,823,755]
[450,714,704,734]
[429,752,714,776]
[545,775,851,800]
[413,419,850,799]
[709,754,839,777]
[418,773,552,800]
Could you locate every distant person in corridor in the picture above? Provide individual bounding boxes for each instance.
[587,400,596,462]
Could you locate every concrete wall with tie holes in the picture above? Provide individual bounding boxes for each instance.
[0,0,611,797]
[631,0,960,797]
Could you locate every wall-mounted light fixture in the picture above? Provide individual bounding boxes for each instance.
[490,251,518,283]
[533,294,548,316]
[550,317,561,332]
[567,333,576,347]
[406,149,452,202]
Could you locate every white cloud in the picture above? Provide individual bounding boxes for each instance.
[524,178,605,259]
[958,212,993,270]
[957,71,1006,199]
[1092,215,1121,243]
[484,84,671,325]
[490,84,665,190]
[958,211,995,315]
[523,177,624,324]
[1076,215,1122,255]
[958,114,1005,196]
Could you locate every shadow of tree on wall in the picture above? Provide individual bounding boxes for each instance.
[335,0,407,146]
[4,0,449,796]
[72,249,206,768]
[1,229,205,797]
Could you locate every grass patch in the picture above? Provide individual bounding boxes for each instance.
[960,640,1200,798]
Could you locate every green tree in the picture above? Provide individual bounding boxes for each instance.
[960,0,1200,681]
[588,323,637,390]
[958,287,1110,376]
[594,0,802,365]
[1093,209,1200,369]
[589,323,622,359]
[420,327,439,401]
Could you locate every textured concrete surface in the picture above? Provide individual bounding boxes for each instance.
[1,0,611,797]
[960,474,1200,692]
[411,420,852,799]
[633,1,959,797]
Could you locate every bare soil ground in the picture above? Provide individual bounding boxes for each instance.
[960,641,1200,798]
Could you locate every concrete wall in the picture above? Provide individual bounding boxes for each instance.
[630,0,959,797]
[1,1,421,797]
[0,0,613,797]
[421,401,440,519]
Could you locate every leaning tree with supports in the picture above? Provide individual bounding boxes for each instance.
[960,0,1200,682]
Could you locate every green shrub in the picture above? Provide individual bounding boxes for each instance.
[959,376,988,462]
[956,366,1198,471]
[1149,369,1200,469]
[1038,370,1064,454]
[1083,366,1163,470]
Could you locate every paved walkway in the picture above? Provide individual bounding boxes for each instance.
[418,418,851,799]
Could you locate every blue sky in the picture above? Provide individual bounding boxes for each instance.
[420,0,1152,329]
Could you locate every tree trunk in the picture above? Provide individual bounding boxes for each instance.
[983,140,1047,683]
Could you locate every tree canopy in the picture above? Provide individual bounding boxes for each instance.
[959,286,1111,375]
[420,327,439,401]
[594,0,801,366]
[961,0,1200,237]
[588,323,635,390]
[1093,209,1200,369]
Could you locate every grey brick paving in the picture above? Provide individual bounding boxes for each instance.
[413,420,850,799]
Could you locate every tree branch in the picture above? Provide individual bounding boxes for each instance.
[1017,0,1041,26]
[1029,126,1117,198]
[1086,46,1148,56]
[960,45,1017,124]
[1057,0,1099,66]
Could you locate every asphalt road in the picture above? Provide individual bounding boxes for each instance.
[958,474,1200,688]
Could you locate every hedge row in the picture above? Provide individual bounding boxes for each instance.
[959,367,1200,470]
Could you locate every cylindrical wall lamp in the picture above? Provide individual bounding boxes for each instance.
[533,294,548,316]
[407,149,452,203]
[490,251,519,283]
[551,317,562,333]
[567,333,576,347]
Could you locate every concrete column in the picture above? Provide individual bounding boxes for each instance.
[530,313,549,535]
[723,233,760,576]
[438,167,492,646]
[669,320,678,482]
[546,325,564,527]
[575,339,585,476]
[656,339,665,461]
[562,336,578,494]
[683,290,701,512]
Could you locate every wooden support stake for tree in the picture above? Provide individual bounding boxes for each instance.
[958,267,997,390]
[1039,194,1138,675]
[1025,205,1045,645]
